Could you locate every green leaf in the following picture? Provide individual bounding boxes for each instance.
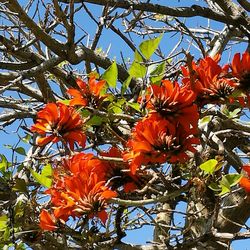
[223,173,242,187]
[228,108,241,119]
[12,178,27,193]
[81,109,91,117]
[219,184,231,196]
[47,73,56,80]
[219,175,231,195]
[0,215,8,231]
[108,99,126,114]
[14,243,26,250]
[101,61,118,88]
[14,200,25,218]
[200,115,212,125]
[139,34,163,59]
[58,99,70,105]
[58,60,69,68]
[199,159,218,174]
[14,147,26,156]
[30,164,53,188]
[95,47,103,55]
[121,75,132,96]
[17,163,25,173]
[21,134,31,144]
[103,94,115,103]
[208,182,221,192]
[3,227,10,241]
[109,105,123,114]
[129,50,146,78]
[127,102,141,112]
[231,89,243,98]
[149,61,166,85]
[220,176,231,189]
[0,155,8,173]
[86,116,103,126]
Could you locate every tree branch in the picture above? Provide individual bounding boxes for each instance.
[237,0,250,11]
[58,0,248,27]
[1,0,66,57]
[109,186,188,206]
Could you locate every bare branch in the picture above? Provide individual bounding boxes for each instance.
[237,0,250,11]
[58,0,249,28]
[1,0,66,57]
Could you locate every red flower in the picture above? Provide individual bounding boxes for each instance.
[240,177,250,193]
[182,56,236,106]
[242,165,250,175]
[239,164,250,193]
[47,172,117,224]
[230,52,250,106]
[62,152,105,179]
[231,52,250,83]
[67,77,106,107]
[31,103,86,150]
[123,114,199,174]
[43,153,117,224]
[146,80,199,133]
[39,210,57,231]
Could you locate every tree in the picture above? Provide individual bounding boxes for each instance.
[0,0,250,249]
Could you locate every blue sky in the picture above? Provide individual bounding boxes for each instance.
[1,0,250,249]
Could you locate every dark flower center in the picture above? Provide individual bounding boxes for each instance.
[213,81,234,99]
[153,132,181,152]
[151,96,179,116]
[239,72,250,92]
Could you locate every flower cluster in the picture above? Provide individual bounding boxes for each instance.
[39,149,142,230]
[181,55,235,106]
[124,52,250,174]
[32,52,250,232]
[40,152,117,230]
[124,80,200,174]
[181,53,250,107]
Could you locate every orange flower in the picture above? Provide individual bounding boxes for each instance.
[44,153,117,224]
[31,103,86,150]
[230,52,250,106]
[239,177,250,193]
[231,52,250,85]
[62,152,105,177]
[39,210,57,231]
[182,56,236,106]
[124,114,199,174]
[47,172,117,224]
[242,165,250,176]
[146,80,199,132]
[239,164,250,193]
[60,148,141,193]
[67,77,106,107]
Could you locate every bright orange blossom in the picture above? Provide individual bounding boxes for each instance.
[146,80,199,133]
[67,77,106,107]
[124,114,199,174]
[182,56,236,106]
[240,165,250,193]
[31,102,86,150]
